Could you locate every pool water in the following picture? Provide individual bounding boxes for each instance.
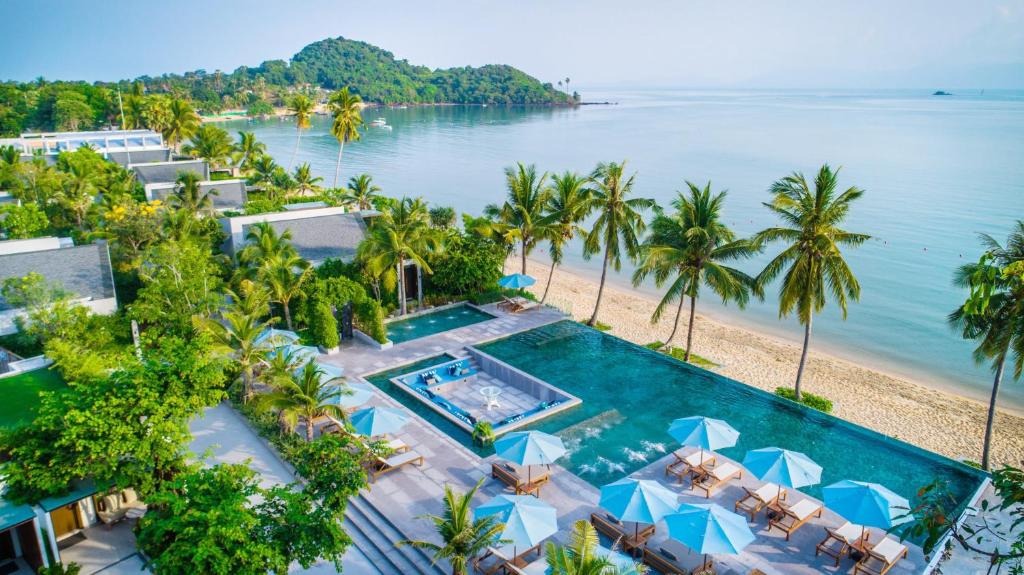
[385,304,496,344]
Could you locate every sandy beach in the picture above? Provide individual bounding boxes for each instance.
[520,257,1024,468]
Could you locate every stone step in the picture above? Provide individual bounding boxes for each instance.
[345,499,422,574]
[343,505,404,574]
[348,494,447,574]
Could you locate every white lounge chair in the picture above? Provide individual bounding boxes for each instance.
[768,498,823,540]
[368,450,424,482]
[735,482,787,521]
[691,461,742,498]
[854,537,908,575]
[665,449,715,483]
[816,521,868,567]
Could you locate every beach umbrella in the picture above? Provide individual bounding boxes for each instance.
[254,328,300,348]
[494,431,566,483]
[665,503,755,570]
[333,382,376,409]
[742,447,822,503]
[667,416,740,463]
[270,344,319,367]
[349,406,409,437]
[600,478,678,540]
[475,494,558,561]
[823,480,911,541]
[498,273,536,289]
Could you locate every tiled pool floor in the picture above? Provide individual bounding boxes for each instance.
[437,369,544,425]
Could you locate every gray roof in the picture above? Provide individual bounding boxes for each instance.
[107,148,171,166]
[131,160,209,185]
[0,243,115,310]
[242,213,368,264]
[150,180,247,210]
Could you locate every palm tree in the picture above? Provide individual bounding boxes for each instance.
[949,222,1024,470]
[633,182,759,360]
[545,520,646,575]
[193,281,275,402]
[163,98,200,153]
[755,164,870,400]
[328,87,364,187]
[495,163,552,275]
[340,173,382,210]
[247,155,280,190]
[169,171,218,216]
[539,171,595,303]
[233,131,266,175]
[238,222,297,269]
[287,94,315,170]
[358,197,441,315]
[397,479,507,575]
[261,252,311,330]
[292,163,323,197]
[583,161,654,326]
[256,362,348,441]
[182,124,233,168]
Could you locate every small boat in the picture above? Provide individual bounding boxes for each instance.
[370,117,388,127]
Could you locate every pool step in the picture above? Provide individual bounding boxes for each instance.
[345,493,447,574]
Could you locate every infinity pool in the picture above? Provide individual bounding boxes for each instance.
[385,304,496,344]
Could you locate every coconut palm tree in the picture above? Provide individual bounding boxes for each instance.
[397,479,507,575]
[192,281,275,402]
[755,164,870,401]
[949,221,1024,470]
[163,98,200,153]
[232,131,266,174]
[584,161,654,326]
[182,124,233,168]
[539,171,595,303]
[328,87,364,187]
[358,197,441,315]
[256,362,348,441]
[169,171,218,216]
[339,173,382,210]
[494,163,552,276]
[261,252,311,330]
[546,520,646,575]
[247,155,279,190]
[292,163,323,197]
[633,182,759,360]
[238,222,297,269]
[287,94,315,170]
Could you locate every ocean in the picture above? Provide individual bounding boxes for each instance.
[221,89,1024,412]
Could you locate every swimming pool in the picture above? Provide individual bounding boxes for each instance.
[385,303,496,344]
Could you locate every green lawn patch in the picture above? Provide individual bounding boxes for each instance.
[0,368,67,429]
[644,342,718,369]
[774,387,833,413]
[579,320,612,332]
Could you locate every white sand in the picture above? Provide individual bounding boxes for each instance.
[521,257,1024,467]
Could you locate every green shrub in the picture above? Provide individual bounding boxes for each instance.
[470,287,538,305]
[243,198,282,215]
[308,301,339,349]
[355,299,388,344]
[774,387,833,413]
[472,421,495,447]
[644,342,718,369]
[427,234,504,296]
[580,320,611,332]
[0,332,43,358]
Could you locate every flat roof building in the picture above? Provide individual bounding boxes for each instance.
[221,206,369,265]
[145,179,248,211]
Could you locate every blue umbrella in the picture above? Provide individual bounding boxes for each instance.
[255,328,300,348]
[476,494,558,560]
[667,416,740,462]
[494,431,566,482]
[349,406,409,437]
[498,273,536,289]
[600,478,678,540]
[334,382,376,409]
[742,447,822,503]
[270,344,319,367]
[665,503,755,568]
[823,480,911,541]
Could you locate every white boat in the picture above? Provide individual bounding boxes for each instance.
[370,117,388,127]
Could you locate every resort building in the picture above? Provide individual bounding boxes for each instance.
[220,205,372,266]
[129,158,209,186]
[0,237,117,335]
[0,129,168,167]
[0,495,46,573]
[144,178,248,211]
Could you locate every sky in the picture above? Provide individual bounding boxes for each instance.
[1,0,1022,89]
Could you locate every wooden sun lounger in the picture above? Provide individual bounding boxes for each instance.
[767,498,823,540]
[691,461,742,498]
[735,482,787,521]
[491,462,550,497]
[368,450,424,482]
[665,449,715,484]
[589,513,654,556]
[853,537,908,575]
[641,546,687,575]
[816,522,869,567]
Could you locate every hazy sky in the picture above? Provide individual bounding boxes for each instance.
[1,0,1022,88]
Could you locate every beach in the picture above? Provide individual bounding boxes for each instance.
[521,257,1024,468]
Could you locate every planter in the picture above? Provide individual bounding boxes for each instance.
[353,328,393,350]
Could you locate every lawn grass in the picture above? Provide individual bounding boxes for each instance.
[0,368,66,429]
[644,341,719,369]
[579,320,612,332]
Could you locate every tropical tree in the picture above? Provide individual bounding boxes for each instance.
[169,171,217,216]
[949,221,1024,470]
[247,155,279,190]
[163,98,200,153]
[468,211,518,275]
[539,171,594,302]
[261,253,311,330]
[755,164,869,400]
[494,162,552,275]
[238,222,297,269]
[287,94,315,170]
[358,197,441,315]
[256,362,348,441]
[632,182,759,359]
[232,131,266,174]
[429,206,457,230]
[338,173,381,210]
[397,479,507,575]
[583,161,654,326]
[183,124,233,168]
[292,163,323,197]
[545,520,646,575]
[328,87,364,187]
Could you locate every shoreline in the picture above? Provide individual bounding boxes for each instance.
[518,256,1024,467]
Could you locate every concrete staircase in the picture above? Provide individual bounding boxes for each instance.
[344,493,448,575]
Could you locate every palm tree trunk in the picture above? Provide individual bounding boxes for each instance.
[242,365,253,403]
[588,246,611,326]
[290,128,302,170]
[283,301,293,330]
[333,140,345,188]
[306,418,315,442]
[981,354,1006,470]
[684,295,698,362]
[794,315,813,401]
[398,257,407,316]
[541,260,557,303]
[521,241,528,275]
[664,294,687,348]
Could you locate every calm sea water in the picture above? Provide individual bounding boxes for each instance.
[223,89,1024,411]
